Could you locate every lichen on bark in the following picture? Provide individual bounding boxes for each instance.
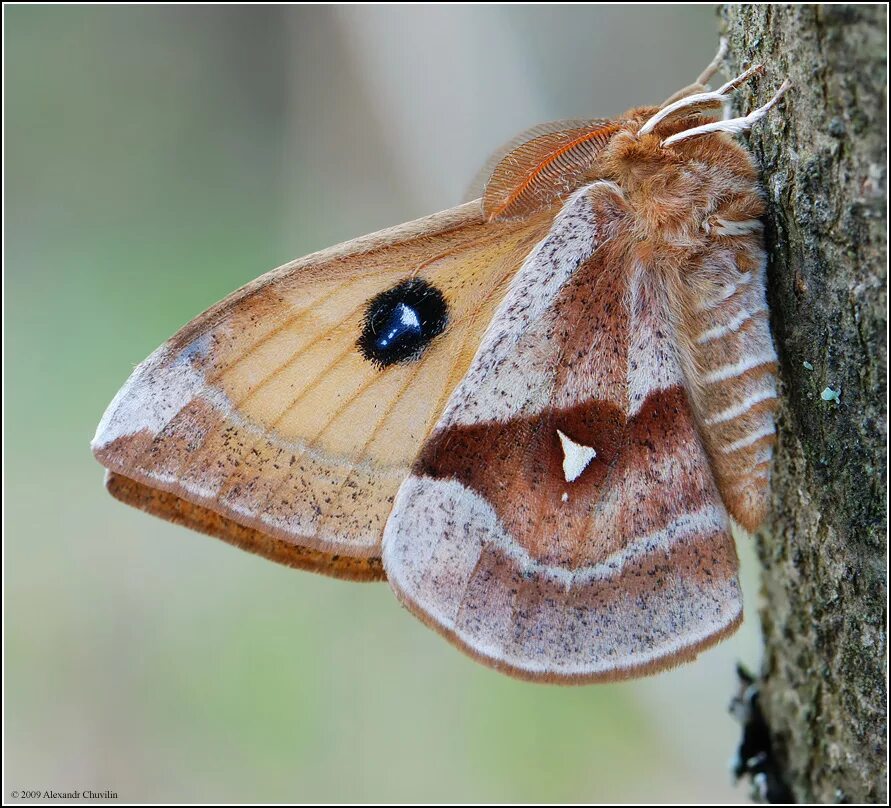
[720,4,887,803]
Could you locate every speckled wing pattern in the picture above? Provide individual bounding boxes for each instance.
[95,56,785,681]
[93,202,553,579]
[382,182,744,681]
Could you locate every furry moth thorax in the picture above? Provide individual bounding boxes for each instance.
[94,48,788,683]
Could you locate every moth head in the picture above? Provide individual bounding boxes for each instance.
[601,84,776,233]
[600,122,713,232]
[604,117,669,167]
[606,100,722,166]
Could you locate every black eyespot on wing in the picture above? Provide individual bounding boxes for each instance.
[357,278,449,368]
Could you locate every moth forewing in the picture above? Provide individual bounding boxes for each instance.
[93,202,554,566]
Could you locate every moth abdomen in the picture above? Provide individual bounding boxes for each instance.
[674,231,778,531]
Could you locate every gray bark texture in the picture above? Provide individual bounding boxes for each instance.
[720,4,887,804]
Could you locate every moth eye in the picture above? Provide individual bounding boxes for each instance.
[357,278,449,367]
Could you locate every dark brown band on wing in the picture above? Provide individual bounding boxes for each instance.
[105,472,385,582]
[382,382,742,681]
[414,385,715,568]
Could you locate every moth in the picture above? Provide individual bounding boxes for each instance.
[93,44,789,682]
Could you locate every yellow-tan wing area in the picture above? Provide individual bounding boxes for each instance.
[93,201,554,579]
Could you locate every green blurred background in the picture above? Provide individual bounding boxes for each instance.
[6,5,764,802]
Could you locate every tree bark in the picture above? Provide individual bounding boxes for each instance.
[720,4,887,803]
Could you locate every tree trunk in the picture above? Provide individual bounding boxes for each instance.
[720,4,887,803]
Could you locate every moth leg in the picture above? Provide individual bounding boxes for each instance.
[661,80,791,147]
[660,37,729,106]
[642,65,768,137]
